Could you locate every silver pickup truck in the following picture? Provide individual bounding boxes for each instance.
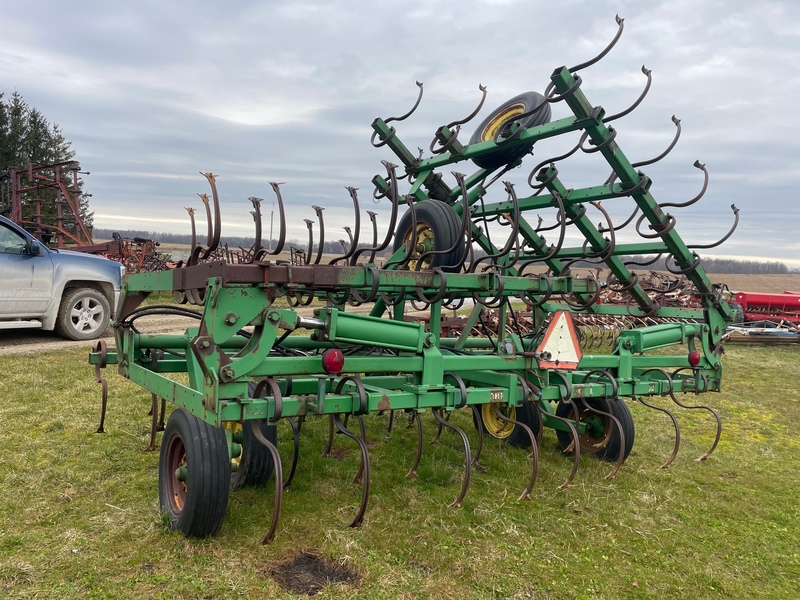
[0,215,124,340]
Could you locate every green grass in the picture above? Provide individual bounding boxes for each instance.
[0,344,799,598]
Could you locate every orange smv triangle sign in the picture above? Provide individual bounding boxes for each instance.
[535,310,582,370]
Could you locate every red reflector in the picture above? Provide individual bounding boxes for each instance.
[321,348,345,374]
[688,350,701,367]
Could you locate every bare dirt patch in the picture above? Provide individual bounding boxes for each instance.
[266,549,360,596]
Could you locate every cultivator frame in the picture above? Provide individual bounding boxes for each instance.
[91,17,735,543]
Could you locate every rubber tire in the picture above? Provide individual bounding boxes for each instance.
[229,381,278,489]
[555,398,635,463]
[159,408,231,538]
[474,402,543,449]
[469,91,552,170]
[392,199,466,272]
[728,301,744,324]
[54,287,111,341]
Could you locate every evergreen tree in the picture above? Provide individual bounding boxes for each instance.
[0,89,92,232]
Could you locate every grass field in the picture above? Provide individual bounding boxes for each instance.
[0,343,798,599]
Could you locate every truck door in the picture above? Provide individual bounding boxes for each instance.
[0,221,54,318]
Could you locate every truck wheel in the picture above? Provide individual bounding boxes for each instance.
[55,288,110,341]
[159,409,230,538]
[555,398,635,463]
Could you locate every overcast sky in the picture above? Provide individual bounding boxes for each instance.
[2,0,799,267]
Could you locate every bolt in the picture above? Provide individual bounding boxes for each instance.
[201,340,210,349]
[225,312,238,325]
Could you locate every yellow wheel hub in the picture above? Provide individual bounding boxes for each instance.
[403,222,436,270]
[479,102,526,142]
[225,422,243,469]
[481,403,517,439]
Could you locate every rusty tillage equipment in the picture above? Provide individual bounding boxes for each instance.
[90,17,737,543]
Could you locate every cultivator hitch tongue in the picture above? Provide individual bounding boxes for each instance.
[90,16,737,543]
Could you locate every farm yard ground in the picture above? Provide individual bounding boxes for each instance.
[0,275,798,598]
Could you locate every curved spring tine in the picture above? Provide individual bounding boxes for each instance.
[94,340,109,434]
[248,196,263,259]
[569,15,625,72]
[322,414,335,457]
[328,187,361,265]
[283,417,301,490]
[668,373,722,462]
[406,411,424,478]
[354,163,401,265]
[332,414,371,528]
[310,206,325,264]
[449,83,488,129]
[197,193,213,255]
[371,81,424,147]
[430,84,488,154]
[185,207,197,256]
[200,173,222,258]
[599,203,638,235]
[303,219,314,265]
[634,115,681,168]
[665,251,702,276]
[624,252,662,268]
[635,211,676,240]
[266,182,288,255]
[251,420,284,544]
[382,194,418,270]
[636,388,681,468]
[470,181,521,272]
[540,404,581,489]
[608,116,682,188]
[661,160,709,209]
[491,405,538,500]
[432,408,472,508]
[430,407,449,444]
[351,415,368,485]
[469,405,485,467]
[578,396,625,480]
[688,204,740,250]
[366,211,378,263]
[605,65,652,123]
[527,142,581,192]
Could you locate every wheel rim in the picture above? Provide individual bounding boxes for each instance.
[403,222,436,270]
[479,102,526,141]
[481,403,517,439]
[226,422,242,471]
[164,434,188,514]
[70,297,104,334]
[565,403,610,454]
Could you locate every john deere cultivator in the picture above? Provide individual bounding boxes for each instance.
[90,17,737,542]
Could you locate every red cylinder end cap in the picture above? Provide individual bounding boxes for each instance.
[688,350,701,367]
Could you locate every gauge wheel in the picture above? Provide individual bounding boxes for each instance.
[469,91,551,170]
[392,199,466,272]
[475,402,543,448]
[159,409,230,538]
[555,398,635,462]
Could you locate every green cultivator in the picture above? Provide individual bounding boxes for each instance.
[90,17,737,542]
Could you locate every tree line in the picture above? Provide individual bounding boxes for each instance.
[0,89,91,227]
